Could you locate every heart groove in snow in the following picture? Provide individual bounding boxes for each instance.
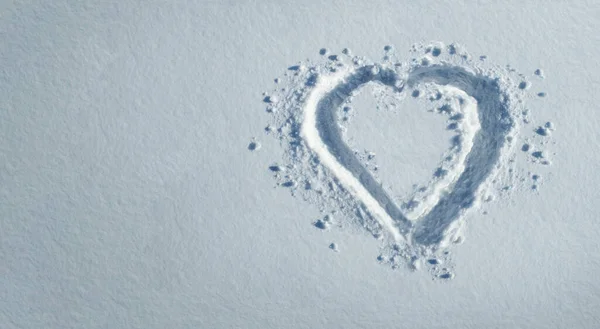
[261,42,543,269]
[302,64,513,246]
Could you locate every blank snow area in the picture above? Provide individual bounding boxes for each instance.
[343,84,455,199]
[2,1,600,329]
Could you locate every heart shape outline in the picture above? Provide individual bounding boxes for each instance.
[301,63,513,247]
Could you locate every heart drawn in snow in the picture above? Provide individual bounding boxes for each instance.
[302,64,513,246]
[262,44,526,263]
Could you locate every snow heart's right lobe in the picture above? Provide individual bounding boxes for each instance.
[406,66,513,245]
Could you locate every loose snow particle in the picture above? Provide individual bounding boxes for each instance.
[518,81,530,90]
[427,259,442,265]
[439,273,454,279]
[263,95,278,103]
[449,113,464,121]
[537,92,547,97]
[434,167,448,178]
[319,48,327,55]
[451,134,463,146]
[532,151,544,159]
[342,48,351,55]
[314,219,329,230]
[384,45,393,52]
[248,141,261,151]
[370,65,380,75]
[430,91,442,101]
[394,79,404,89]
[545,121,554,129]
[447,122,458,130]
[535,126,548,136]
[534,68,544,77]
[281,181,296,188]
[438,104,454,114]
[448,44,457,55]
[269,165,285,172]
[329,243,338,252]
[521,144,530,152]
[410,257,421,271]
[305,73,319,86]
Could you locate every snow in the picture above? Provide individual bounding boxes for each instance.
[2,1,600,328]
[301,65,404,242]
[268,49,528,265]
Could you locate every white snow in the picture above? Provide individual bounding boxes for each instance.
[2,1,600,329]
[403,85,480,222]
[301,65,404,242]
[269,50,526,258]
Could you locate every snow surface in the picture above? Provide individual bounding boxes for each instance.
[2,1,600,328]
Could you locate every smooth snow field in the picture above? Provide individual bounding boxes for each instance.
[2,1,600,328]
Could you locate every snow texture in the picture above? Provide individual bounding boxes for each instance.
[1,1,599,329]
[265,44,532,270]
